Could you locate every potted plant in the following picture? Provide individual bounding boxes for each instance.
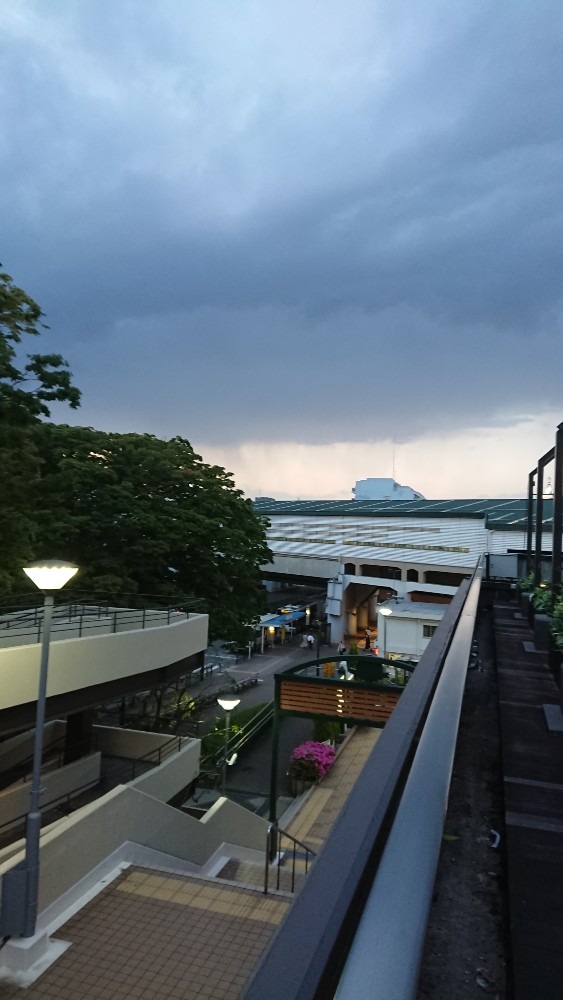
[287,740,336,796]
[549,599,563,688]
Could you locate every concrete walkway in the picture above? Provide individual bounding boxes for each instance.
[494,602,563,999]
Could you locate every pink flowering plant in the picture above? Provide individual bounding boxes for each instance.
[288,741,336,783]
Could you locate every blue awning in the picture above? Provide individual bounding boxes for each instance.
[261,611,306,628]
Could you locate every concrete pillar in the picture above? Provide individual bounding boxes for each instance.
[357,605,369,629]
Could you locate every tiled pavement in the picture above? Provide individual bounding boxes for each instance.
[0,871,289,1000]
[0,728,380,1000]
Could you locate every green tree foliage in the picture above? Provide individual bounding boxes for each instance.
[0,269,80,593]
[33,425,271,641]
[0,268,80,424]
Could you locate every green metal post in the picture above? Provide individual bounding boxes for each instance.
[269,691,281,822]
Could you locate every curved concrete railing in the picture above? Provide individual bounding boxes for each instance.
[0,613,209,711]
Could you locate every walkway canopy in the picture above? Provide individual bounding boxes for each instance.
[259,611,306,628]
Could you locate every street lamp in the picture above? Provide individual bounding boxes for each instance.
[21,559,78,938]
[217,697,240,795]
[380,607,392,660]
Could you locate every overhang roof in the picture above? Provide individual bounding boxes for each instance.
[253,497,550,532]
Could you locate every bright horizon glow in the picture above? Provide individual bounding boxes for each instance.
[198,410,561,501]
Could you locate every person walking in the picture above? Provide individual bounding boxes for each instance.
[307,633,315,651]
[337,639,346,655]
[364,628,371,651]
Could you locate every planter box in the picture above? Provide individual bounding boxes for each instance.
[287,775,315,797]
[534,614,552,653]
[548,645,563,689]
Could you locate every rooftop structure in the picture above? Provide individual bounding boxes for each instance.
[352,477,425,501]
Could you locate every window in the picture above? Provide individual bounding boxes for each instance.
[423,624,437,638]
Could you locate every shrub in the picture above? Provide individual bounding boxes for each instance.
[313,719,341,743]
[288,741,336,783]
[532,584,560,615]
[551,601,563,649]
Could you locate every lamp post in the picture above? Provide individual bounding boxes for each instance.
[314,618,322,659]
[380,607,392,660]
[21,559,78,938]
[217,697,240,795]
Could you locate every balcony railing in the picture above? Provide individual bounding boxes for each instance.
[243,559,483,1000]
[0,599,206,648]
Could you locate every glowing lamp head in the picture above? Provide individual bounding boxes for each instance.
[23,560,79,592]
[217,697,240,712]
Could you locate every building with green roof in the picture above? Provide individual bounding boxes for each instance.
[253,492,543,642]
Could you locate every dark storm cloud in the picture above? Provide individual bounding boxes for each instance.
[1,0,562,445]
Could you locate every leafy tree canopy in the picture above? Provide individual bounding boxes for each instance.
[0,270,269,642]
[0,268,80,424]
[32,425,271,642]
[0,268,81,592]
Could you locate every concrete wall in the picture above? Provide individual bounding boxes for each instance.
[93,726,184,759]
[265,554,340,579]
[0,754,101,833]
[0,721,66,772]
[129,740,200,801]
[384,617,441,659]
[0,785,269,918]
[0,613,208,710]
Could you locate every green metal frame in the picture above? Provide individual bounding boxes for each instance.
[269,653,415,821]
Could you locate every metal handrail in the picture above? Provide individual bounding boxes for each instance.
[243,565,480,1000]
[0,602,203,646]
[335,562,483,999]
[0,592,208,616]
[99,733,188,786]
[0,734,99,792]
[199,700,274,776]
[264,822,317,895]
[0,733,187,827]
[0,775,101,835]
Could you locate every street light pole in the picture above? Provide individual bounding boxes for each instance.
[21,559,78,938]
[217,697,240,795]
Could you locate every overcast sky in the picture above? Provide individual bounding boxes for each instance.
[2,1,562,499]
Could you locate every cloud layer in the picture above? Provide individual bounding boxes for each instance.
[1,1,562,489]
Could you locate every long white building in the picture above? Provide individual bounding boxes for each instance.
[254,496,536,641]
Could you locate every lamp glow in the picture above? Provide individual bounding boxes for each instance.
[23,560,78,592]
[217,697,240,712]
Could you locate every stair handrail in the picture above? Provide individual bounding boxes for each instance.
[264,822,317,895]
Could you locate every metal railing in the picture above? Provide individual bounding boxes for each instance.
[243,560,483,1000]
[264,823,316,895]
[199,700,274,777]
[0,733,189,834]
[99,732,188,787]
[0,774,102,836]
[0,597,207,647]
[0,734,99,793]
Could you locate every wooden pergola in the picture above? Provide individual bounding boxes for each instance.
[269,653,415,820]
